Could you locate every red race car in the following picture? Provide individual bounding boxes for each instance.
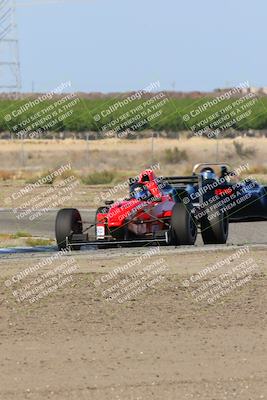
[55,164,235,250]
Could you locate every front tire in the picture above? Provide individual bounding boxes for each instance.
[55,208,83,250]
[170,203,197,245]
[201,209,229,244]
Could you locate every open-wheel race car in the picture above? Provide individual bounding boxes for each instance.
[55,163,267,250]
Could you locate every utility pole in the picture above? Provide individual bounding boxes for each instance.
[0,0,21,92]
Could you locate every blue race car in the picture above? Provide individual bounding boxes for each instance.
[162,163,267,245]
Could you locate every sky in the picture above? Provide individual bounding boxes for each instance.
[14,0,267,93]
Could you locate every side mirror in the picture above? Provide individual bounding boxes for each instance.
[105,200,114,205]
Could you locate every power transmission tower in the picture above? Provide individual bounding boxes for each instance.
[0,0,21,91]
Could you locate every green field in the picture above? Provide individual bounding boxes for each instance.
[0,93,267,136]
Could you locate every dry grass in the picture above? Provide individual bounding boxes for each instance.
[0,137,266,175]
[248,165,267,175]
[0,137,266,208]
[0,232,53,248]
[25,238,54,246]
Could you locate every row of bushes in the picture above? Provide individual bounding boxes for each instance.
[1,96,267,134]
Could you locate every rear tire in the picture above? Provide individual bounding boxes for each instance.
[201,209,229,244]
[170,203,197,245]
[55,208,83,250]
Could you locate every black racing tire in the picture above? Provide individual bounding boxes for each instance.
[170,203,197,245]
[200,209,229,244]
[55,208,83,250]
[166,226,177,245]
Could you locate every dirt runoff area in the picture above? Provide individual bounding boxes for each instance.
[0,245,267,400]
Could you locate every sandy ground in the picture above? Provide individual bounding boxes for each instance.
[0,246,266,400]
[0,183,109,210]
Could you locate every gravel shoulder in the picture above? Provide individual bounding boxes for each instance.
[0,246,266,400]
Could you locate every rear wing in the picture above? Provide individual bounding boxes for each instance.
[193,163,231,174]
[159,176,199,203]
[162,163,231,192]
[161,175,199,187]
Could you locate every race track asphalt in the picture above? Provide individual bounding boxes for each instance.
[0,208,266,247]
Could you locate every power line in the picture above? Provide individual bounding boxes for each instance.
[0,0,21,90]
[0,0,91,92]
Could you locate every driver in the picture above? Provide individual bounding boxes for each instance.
[200,167,217,181]
[131,183,152,201]
[220,165,229,178]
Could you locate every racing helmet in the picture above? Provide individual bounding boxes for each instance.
[200,167,216,181]
[131,184,151,200]
[220,165,229,177]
